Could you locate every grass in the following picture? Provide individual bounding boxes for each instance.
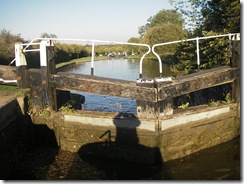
[0,84,29,98]
[56,56,109,68]
[0,84,18,91]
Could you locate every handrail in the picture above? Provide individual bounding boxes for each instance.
[16,37,151,78]
[152,33,240,74]
[12,33,239,78]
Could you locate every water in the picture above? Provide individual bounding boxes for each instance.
[62,58,171,113]
[64,58,171,80]
[8,136,240,180]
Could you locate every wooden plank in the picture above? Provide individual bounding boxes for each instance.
[50,72,158,102]
[157,66,240,101]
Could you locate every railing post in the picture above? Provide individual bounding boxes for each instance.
[40,39,57,110]
[91,39,95,75]
[138,45,152,78]
[228,34,232,63]
[151,45,162,77]
[15,43,28,88]
[196,37,200,70]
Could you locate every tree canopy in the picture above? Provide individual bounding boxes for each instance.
[143,24,187,54]
[41,33,58,39]
[138,9,185,38]
[201,0,240,33]
[136,9,187,57]
[0,29,24,65]
[169,0,240,34]
[169,0,240,77]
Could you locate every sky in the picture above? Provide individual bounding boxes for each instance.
[0,0,174,42]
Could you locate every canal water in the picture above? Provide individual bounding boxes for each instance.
[62,58,171,114]
[8,136,240,180]
[7,58,240,180]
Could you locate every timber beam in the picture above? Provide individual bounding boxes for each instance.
[156,66,240,101]
[0,65,239,103]
[49,72,158,102]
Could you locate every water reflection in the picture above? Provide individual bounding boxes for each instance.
[63,58,171,80]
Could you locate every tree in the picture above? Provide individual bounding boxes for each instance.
[0,29,24,65]
[41,33,57,39]
[169,0,240,33]
[169,0,207,32]
[138,9,185,38]
[169,0,240,77]
[137,9,187,58]
[202,0,240,33]
[127,37,142,55]
[54,43,89,63]
[143,24,187,54]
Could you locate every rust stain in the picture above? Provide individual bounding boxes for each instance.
[42,80,47,85]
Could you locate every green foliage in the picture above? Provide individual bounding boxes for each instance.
[168,0,240,77]
[144,24,187,54]
[41,109,51,118]
[170,40,197,77]
[137,9,187,58]
[0,84,18,91]
[127,37,143,54]
[223,93,233,104]
[59,105,75,115]
[169,0,207,31]
[0,29,24,65]
[209,93,233,107]
[54,43,89,64]
[178,102,189,109]
[138,9,185,37]
[41,33,57,39]
[199,32,230,69]
[202,0,240,33]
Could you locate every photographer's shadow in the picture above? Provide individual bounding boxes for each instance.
[78,113,162,165]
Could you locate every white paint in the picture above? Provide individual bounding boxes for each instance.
[0,78,17,83]
[14,43,26,66]
[64,115,155,131]
[40,40,48,67]
[161,106,230,131]
[152,33,240,73]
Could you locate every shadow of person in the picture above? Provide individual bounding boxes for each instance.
[112,113,163,165]
[113,113,140,147]
[73,113,165,179]
[78,113,163,163]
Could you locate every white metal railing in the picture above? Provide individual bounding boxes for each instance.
[11,33,240,79]
[13,38,151,78]
[152,33,240,73]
